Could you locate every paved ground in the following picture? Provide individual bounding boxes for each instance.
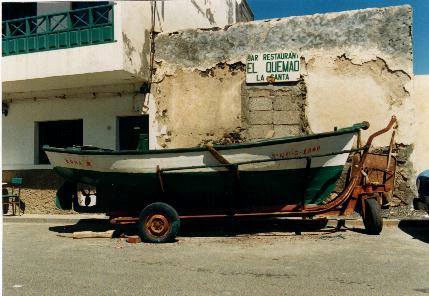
[3,218,429,296]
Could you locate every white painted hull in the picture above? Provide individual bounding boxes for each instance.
[45,133,356,174]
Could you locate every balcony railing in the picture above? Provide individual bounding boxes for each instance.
[2,4,115,56]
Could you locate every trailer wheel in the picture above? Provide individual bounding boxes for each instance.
[138,202,180,243]
[363,198,383,235]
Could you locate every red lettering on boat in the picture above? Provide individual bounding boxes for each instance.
[272,145,322,159]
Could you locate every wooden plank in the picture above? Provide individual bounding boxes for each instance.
[72,230,114,239]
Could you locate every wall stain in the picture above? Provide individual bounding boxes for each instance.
[190,0,216,25]
[122,32,136,64]
[138,30,151,80]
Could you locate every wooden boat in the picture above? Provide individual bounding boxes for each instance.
[44,117,398,243]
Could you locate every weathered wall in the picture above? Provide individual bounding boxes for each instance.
[152,65,244,148]
[243,83,308,141]
[121,0,253,81]
[153,5,412,146]
[2,170,72,215]
[152,5,417,206]
[153,0,253,33]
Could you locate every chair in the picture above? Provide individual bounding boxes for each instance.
[2,177,23,216]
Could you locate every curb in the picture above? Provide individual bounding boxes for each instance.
[4,214,428,228]
[325,218,400,228]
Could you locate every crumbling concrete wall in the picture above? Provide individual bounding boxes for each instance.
[153,5,412,142]
[152,5,417,206]
[151,64,244,148]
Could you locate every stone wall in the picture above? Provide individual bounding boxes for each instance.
[243,82,308,141]
[3,170,74,214]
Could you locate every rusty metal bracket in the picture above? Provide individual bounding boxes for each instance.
[386,123,397,183]
[205,145,231,167]
[110,216,139,225]
[364,116,397,149]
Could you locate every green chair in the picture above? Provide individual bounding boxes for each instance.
[2,177,23,216]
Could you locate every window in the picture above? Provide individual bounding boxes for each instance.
[2,2,37,21]
[36,120,83,164]
[2,2,37,37]
[118,116,149,150]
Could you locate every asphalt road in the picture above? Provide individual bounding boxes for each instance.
[3,219,429,296]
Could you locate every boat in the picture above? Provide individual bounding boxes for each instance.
[44,117,398,243]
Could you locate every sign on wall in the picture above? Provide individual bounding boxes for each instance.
[246,52,301,84]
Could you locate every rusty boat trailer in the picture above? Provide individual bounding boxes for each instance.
[110,116,398,237]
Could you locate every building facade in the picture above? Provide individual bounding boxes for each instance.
[150,5,426,211]
[2,0,253,213]
[2,0,253,168]
[3,3,426,216]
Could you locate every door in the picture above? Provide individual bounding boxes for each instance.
[118,116,149,151]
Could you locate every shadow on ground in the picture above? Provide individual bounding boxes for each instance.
[48,219,134,238]
[398,220,429,244]
[48,217,358,238]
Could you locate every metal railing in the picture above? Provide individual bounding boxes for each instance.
[2,3,115,56]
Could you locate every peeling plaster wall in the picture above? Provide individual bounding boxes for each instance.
[155,6,411,71]
[154,5,412,147]
[153,5,418,203]
[306,54,413,146]
[152,65,244,148]
[120,0,253,80]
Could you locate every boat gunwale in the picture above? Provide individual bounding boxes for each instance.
[43,122,368,156]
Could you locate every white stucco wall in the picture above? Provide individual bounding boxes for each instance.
[410,75,429,175]
[154,0,235,32]
[2,94,143,169]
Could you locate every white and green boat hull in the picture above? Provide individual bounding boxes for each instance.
[44,123,366,215]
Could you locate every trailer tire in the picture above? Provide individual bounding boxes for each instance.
[363,198,383,235]
[138,202,180,243]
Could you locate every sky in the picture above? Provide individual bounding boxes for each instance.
[247,0,429,75]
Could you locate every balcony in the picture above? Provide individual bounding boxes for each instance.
[2,4,115,56]
[1,2,152,98]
